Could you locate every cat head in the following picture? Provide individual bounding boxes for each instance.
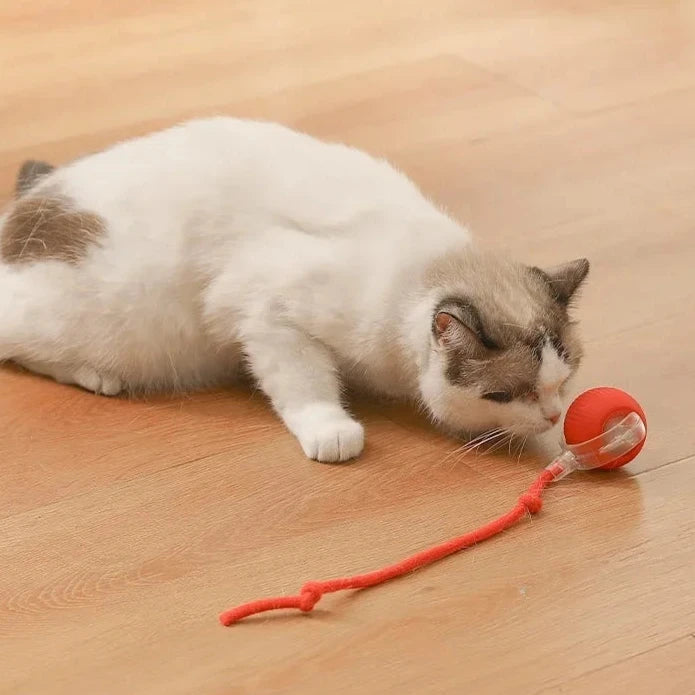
[419,253,589,437]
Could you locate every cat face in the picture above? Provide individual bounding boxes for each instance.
[419,257,589,437]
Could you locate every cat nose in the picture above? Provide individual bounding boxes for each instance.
[545,412,561,426]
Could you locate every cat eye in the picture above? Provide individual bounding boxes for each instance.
[482,391,514,403]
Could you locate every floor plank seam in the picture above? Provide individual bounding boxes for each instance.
[532,632,695,695]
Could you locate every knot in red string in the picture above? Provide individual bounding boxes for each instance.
[298,581,323,612]
[519,492,542,514]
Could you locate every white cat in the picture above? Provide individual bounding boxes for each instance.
[0,117,589,461]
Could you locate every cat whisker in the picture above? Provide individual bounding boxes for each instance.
[455,428,506,456]
[484,432,516,456]
[452,429,512,465]
[516,435,529,464]
[440,428,508,473]
[439,429,502,466]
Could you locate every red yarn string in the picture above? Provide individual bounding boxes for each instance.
[219,467,557,626]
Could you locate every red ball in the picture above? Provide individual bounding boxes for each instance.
[563,387,647,469]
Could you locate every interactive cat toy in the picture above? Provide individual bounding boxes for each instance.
[219,386,647,626]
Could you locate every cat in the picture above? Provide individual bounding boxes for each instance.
[0,117,589,462]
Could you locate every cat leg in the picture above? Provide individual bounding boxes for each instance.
[65,366,123,396]
[16,358,123,396]
[243,325,364,462]
[0,263,123,395]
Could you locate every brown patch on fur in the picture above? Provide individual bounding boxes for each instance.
[478,345,539,396]
[1,193,105,265]
[446,341,540,395]
[15,160,55,197]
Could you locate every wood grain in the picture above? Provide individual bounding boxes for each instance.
[1,1,694,693]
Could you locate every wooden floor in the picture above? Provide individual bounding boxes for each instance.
[1,1,694,693]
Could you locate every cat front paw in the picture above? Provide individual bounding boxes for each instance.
[299,418,365,462]
[286,404,365,462]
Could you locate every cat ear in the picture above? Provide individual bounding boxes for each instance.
[434,311,471,348]
[15,160,55,197]
[533,258,589,305]
[433,300,495,349]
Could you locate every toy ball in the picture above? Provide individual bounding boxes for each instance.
[555,387,647,477]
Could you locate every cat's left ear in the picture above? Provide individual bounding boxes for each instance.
[532,258,589,305]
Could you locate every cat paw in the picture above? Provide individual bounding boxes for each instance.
[288,405,365,462]
[299,418,365,462]
[70,367,123,396]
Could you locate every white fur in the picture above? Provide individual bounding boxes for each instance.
[537,341,570,419]
[0,117,574,461]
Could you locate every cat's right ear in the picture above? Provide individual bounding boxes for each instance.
[532,258,590,306]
